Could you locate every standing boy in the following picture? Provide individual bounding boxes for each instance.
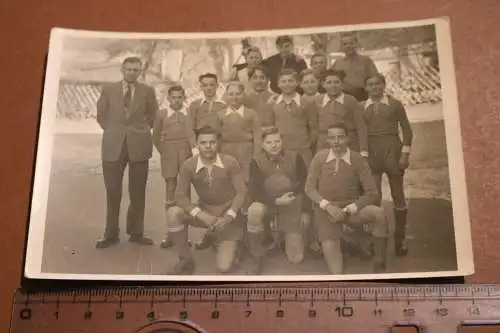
[243,65,276,129]
[153,84,192,249]
[246,127,311,274]
[95,56,157,248]
[310,52,328,93]
[316,69,368,156]
[165,125,247,275]
[219,81,262,182]
[305,123,389,274]
[363,73,413,257]
[331,32,379,101]
[300,68,323,105]
[270,68,318,167]
[229,46,263,94]
[185,73,226,153]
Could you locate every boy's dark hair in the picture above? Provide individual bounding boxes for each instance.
[364,73,386,86]
[195,125,220,141]
[122,56,142,66]
[244,46,262,56]
[198,72,218,83]
[299,68,317,82]
[168,84,185,96]
[276,35,293,46]
[327,122,349,135]
[321,69,346,83]
[277,68,298,81]
[261,126,281,140]
[248,65,269,79]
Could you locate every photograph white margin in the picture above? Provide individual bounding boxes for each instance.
[23,16,475,282]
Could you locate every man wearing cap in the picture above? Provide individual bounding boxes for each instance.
[261,35,308,94]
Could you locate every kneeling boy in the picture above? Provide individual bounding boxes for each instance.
[246,127,311,274]
[305,123,389,274]
[165,125,247,275]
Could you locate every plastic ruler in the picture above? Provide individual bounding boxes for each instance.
[9,284,500,333]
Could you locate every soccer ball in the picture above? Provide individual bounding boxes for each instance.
[263,173,294,198]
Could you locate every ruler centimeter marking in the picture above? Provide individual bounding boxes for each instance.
[10,284,500,333]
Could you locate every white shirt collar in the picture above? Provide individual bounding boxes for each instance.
[166,105,188,117]
[364,95,390,109]
[195,154,225,173]
[225,105,245,117]
[325,148,351,165]
[276,93,301,106]
[122,80,136,95]
[322,93,345,107]
[122,80,135,89]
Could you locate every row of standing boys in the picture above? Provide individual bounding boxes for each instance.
[154,33,413,275]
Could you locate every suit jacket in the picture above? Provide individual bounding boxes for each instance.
[96,81,159,162]
[261,53,308,94]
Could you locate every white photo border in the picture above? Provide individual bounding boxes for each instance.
[23,17,475,281]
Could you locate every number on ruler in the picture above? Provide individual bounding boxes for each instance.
[244,310,252,318]
[403,308,416,317]
[211,310,220,319]
[276,309,284,318]
[84,311,92,320]
[335,306,354,317]
[116,311,124,320]
[19,309,32,320]
[467,305,480,316]
[308,309,317,318]
[436,308,448,317]
[373,309,383,316]
[54,311,59,320]
[147,311,155,322]
[180,310,188,320]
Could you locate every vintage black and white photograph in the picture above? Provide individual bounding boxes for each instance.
[24,17,474,281]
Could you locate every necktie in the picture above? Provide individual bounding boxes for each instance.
[124,84,132,110]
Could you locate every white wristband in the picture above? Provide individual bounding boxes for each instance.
[189,207,201,217]
[401,145,411,153]
[226,209,237,219]
[319,199,330,210]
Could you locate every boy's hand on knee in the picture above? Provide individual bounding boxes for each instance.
[343,203,358,215]
[212,215,233,231]
[197,211,217,228]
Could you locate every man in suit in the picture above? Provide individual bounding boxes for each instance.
[95,56,158,248]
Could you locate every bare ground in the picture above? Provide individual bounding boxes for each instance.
[39,119,458,277]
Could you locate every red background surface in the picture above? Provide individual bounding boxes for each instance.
[1,0,499,331]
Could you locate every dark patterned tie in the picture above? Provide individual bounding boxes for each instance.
[124,84,132,111]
